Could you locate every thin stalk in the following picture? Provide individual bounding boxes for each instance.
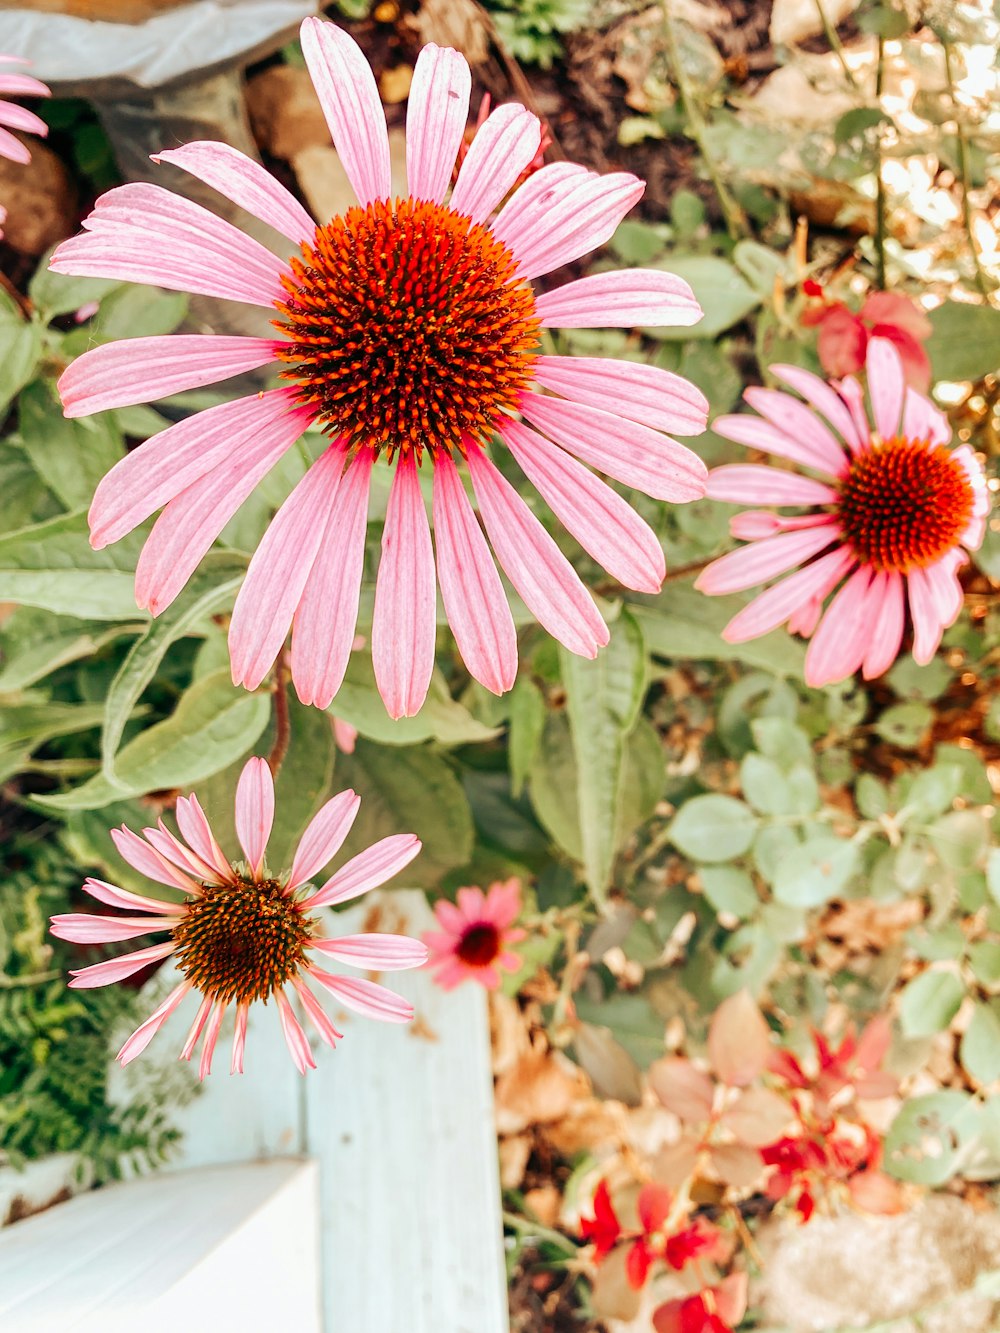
[874,35,887,290]
[502,1209,578,1256]
[0,969,60,988]
[943,39,991,301]
[267,645,291,778]
[814,0,860,91]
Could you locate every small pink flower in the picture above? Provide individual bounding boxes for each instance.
[49,756,427,1077]
[696,337,989,687]
[802,283,931,391]
[423,877,526,990]
[50,18,709,720]
[0,54,49,166]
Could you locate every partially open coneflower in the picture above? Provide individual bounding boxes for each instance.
[51,17,708,720]
[0,54,49,166]
[422,878,525,990]
[49,757,426,1077]
[695,337,989,687]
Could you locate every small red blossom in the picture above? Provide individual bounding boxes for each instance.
[579,1179,621,1261]
[583,1179,725,1290]
[769,1016,897,1115]
[801,283,931,390]
[762,1119,901,1219]
[653,1273,749,1333]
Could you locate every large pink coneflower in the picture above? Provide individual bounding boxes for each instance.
[422,878,525,990]
[49,757,426,1076]
[51,17,708,719]
[0,55,49,165]
[696,337,989,687]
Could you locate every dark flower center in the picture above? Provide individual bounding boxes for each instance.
[273,197,540,461]
[456,921,501,967]
[836,437,973,572]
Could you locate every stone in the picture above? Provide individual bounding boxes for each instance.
[0,139,76,255]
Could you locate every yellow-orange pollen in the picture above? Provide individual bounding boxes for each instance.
[836,436,974,573]
[273,197,541,459]
[173,877,314,1005]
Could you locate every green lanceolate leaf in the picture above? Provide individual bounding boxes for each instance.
[328,654,498,747]
[508,675,546,799]
[633,585,806,675]
[0,509,145,619]
[18,379,124,512]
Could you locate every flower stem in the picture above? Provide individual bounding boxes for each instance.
[268,645,291,779]
[874,35,887,290]
[814,0,860,92]
[942,38,992,302]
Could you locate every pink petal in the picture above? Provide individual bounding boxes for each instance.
[429,957,468,990]
[712,412,843,479]
[291,448,373,710]
[309,933,429,970]
[450,103,542,223]
[81,875,184,916]
[729,511,833,540]
[743,386,849,478]
[838,375,871,445]
[804,566,875,686]
[229,443,346,692]
[118,981,192,1067]
[866,336,905,440]
[235,756,274,878]
[372,454,437,720]
[144,822,217,884]
[50,913,173,944]
[534,267,702,329]
[68,941,176,989]
[180,995,214,1061]
[485,877,522,928]
[720,546,855,642]
[174,794,234,884]
[0,74,50,97]
[153,142,315,245]
[0,125,30,164]
[706,464,839,506]
[923,553,965,625]
[135,398,310,616]
[770,364,865,452]
[89,388,301,549]
[405,43,471,203]
[457,885,486,921]
[492,165,644,280]
[307,968,414,1023]
[50,183,289,307]
[901,385,950,446]
[431,450,517,696]
[60,335,279,418]
[288,789,361,890]
[520,391,707,502]
[432,899,466,935]
[862,571,905,679]
[231,1002,249,1074]
[198,999,226,1080]
[108,830,199,894]
[276,989,316,1074]
[696,524,841,595]
[300,16,390,206]
[534,355,709,436]
[500,418,665,592]
[306,833,422,910]
[290,977,342,1048]
[0,103,47,136]
[465,442,609,658]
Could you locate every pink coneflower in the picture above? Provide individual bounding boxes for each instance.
[49,756,426,1077]
[51,17,708,720]
[422,878,525,990]
[695,337,989,687]
[0,55,49,165]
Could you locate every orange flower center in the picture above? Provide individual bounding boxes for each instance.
[456,921,501,967]
[836,437,973,572]
[273,198,540,460]
[173,877,314,1004]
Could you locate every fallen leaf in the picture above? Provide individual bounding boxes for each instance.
[708,990,772,1087]
[648,1057,716,1123]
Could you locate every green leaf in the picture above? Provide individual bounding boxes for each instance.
[0,316,42,416]
[669,794,757,863]
[856,773,890,819]
[885,1091,980,1185]
[928,810,989,870]
[28,259,121,320]
[561,612,648,899]
[960,1003,1000,1086]
[900,763,963,820]
[36,670,270,810]
[508,675,546,799]
[899,968,965,1038]
[834,106,891,144]
[740,753,794,815]
[633,586,806,675]
[268,696,336,872]
[646,256,759,340]
[529,711,583,861]
[986,848,1000,906]
[0,610,136,693]
[328,654,498,747]
[18,380,124,511]
[772,834,860,907]
[699,865,759,918]
[93,286,188,340]
[573,991,666,1068]
[0,509,145,620]
[874,701,933,747]
[751,717,813,768]
[926,300,1000,382]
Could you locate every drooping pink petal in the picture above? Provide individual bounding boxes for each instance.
[310,933,429,970]
[50,183,290,307]
[431,450,517,696]
[198,999,226,1080]
[59,335,280,418]
[492,166,644,280]
[180,995,214,1061]
[81,875,184,916]
[174,794,235,884]
[153,142,315,245]
[235,756,274,878]
[712,412,843,479]
[276,988,316,1074]
[288,789,361,890]
[231,1003,249,1074]
[500,418,665,592]
[290,977,342,1048]
[465,442,609,658]
[405,43,471,204]
[0,103,47,136]
[770,363,866,452]
[450,103,542,223]
[307,968,414,1023]
[118,981,192,1067]
[720,547,855,642]
[804,565,875,686]
[901,385,950,446]
[696,524,841,595]
[924,552,965,625]
[372,453,437,720]
[50,913,173,944]
[534,268,702,329]
[306,833,422,909]
[68,941,176,990]
[229,443,346,692]
[108,830,199,893]
[743,386,849,478]
[300,16,390,206]
[89,388,301,549]
[866,337,905,440]
[534,355,709,436]
[291,448,373,710]
[0,73,50,98]
[0,125,29,164]
[519,392,707,503]
[707,464,839,506]
[862,572,905,679]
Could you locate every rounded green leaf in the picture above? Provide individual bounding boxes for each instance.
[669,794,757,863]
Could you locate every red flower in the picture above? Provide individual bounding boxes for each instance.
[801,284,931,390]
[579,1179,622,1261]
[582,1180,726,1289]
[625,1183,672,1287]
[653,1273,749,1333]
[769,1016,897,1114]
